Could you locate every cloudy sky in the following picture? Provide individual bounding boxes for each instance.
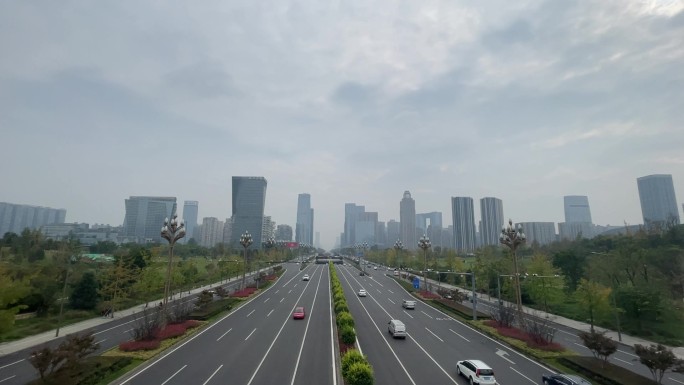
[1,0,683,249]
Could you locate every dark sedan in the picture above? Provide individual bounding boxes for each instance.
[543,374,592,385]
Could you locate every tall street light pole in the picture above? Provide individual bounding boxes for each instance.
[240,231,253,290]
[418,234,431,291]
[393,239,404,270]
[161,215,185,308]
[499,219,526,319]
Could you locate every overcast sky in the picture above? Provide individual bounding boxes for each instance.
[1,1,683,249]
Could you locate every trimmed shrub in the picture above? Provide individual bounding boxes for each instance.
[336,311,355,329]
[341,349,365,374]
[335,302,349,315]
[345,361,374,385]
[119,340,161,352]
[340,324,356,345]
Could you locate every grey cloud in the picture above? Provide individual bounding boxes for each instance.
[163,62,242,99]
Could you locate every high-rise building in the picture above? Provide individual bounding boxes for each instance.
[400,191,417,250]
[182,201,199,243]
[442,226,454,250]
[262,216,275,241]
[517,222,556,246]
[123,196,176,243]
[375,222,387,248]
[416,212,443,248]
[480,197,504,247]
[198,217,223,247]
[355,211,378,245]
[230,177,267,249]
[275,224,293,241]
[343,203,365,247]
[637,174,680,227]
[296,194,314,245]
[0,202,67,236]
[387,220,400,246]
[451,197,476,252]
[564,196,593,223]
[315,231,321,249]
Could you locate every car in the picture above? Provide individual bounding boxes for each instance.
[393,270,400,276]
[359,271,365,276]
[402,300,416,309]
[358,289,367,297]
[302,274,310,281]
[293,306,306,319]
[388,319,407,338]
[542,374,592,385]
[456,360,497,385]
[373,266,377,270]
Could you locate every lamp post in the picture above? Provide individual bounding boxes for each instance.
[55,254,75,337]
[590,251,623,341]
[393,239,403,270]
[436,271,478,320]
[239,231,253,289]
[499,219,526,318]
[262,237,276,290]
[418,234,431,291]
[161,215,185,308]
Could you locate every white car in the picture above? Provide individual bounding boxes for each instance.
[358,289,367,297]
[302,274,310,281]
[456,360,497,385]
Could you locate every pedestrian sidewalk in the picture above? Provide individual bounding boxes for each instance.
[402,272,684,360]
[0,270,262,357]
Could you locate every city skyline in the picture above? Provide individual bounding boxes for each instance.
[1,1,683,249]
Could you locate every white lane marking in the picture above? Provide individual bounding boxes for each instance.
[449,329,470,342]
[425,327,444,342]
[275,290,280,294]
[510,366,537,384]
[403,310,414,319]
[373,280,384,287]
[123,328,134,334]
[574,342,590,350]
[618,349,638,358]
[161,364,187,385]
[669,377,684,384]
[496,349,515,364]
[95,339,107,345]
[388,298,396,304]
[288,290,292,294]
[558,329,576,336]
[264,298,270,303]
[289,263,325,385]
[0,359,24,370]
[388,289,394,294]
[247,309,255,317]
[0,375,17,383]
[280,298,285,303]
[421,310,433,319]
[614,357,634,365]
[245,328,257,340]
[328,268,338,385]
[202,364,223,385]
[216,328,232,341]
[294,283,298,288]
[267,309,274,317]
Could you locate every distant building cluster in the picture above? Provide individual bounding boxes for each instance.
[0,202,66,235]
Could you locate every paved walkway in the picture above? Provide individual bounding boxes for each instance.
[399,271,684,359]
[0,270,264,357]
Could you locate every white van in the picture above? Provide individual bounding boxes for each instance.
[388,320,407,339]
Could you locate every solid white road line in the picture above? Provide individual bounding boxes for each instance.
[425,328,444,342]
[0,375,16,383]
[574,342,589,349]
[202,364,223,385]
[669,377,684,384]
[245,328,257,341]
[328,268,338,385]
[510,366,537,384]
[449,329,470,342]
[216,328,232,342]
[161,364,187,385]
[403,310,414,319]
[247,310,255,317]
[613,357,634,365]
[267,309,274,317]
[618,349,638,358]
[0,359,24,370]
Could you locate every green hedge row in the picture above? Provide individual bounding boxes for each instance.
[329,263,374,385]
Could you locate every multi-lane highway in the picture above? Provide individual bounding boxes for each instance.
[335,263,559,385]
[116,264,336,385]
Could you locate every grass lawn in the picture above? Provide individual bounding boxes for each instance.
[1,310,97,342]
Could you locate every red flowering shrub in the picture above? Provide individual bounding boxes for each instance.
[231,288,258,298]
[264,274,278,281]
[119,340,160,351]
[484,320,564,351]
[417,290,440,299]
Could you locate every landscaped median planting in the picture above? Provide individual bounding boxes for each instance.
[119,320,201,352]
[330,263,374,384]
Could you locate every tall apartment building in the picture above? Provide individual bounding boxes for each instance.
[517,222,556,246]
[122,196,177,243]
[0,202,67,236]
[229,177,267,249]
[637,174,680,227]
[375,222,387,248]
[480,197,504,247]
[199,217,223,247]
[559,195,594,240]
[275,224,293,241]
[355,211,378,245]
[386,220,400,246]
[296,194,314,245]
[343,203,365,247]
[451,197,476,253]
[182,201,199,243]
[400,191,417,250]
[262,216,276,241]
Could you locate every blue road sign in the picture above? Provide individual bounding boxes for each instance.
[412,277,420,289]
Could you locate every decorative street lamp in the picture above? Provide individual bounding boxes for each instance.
[393,239,404,270]
[261,237,276,290]
[161,215,185,308]
[499,219,526,318]
[240,231,253,289]
[418,234,431,291]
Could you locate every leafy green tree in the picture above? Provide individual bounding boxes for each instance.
[524,254,564,312]
[575,279,612,331]
[552,250,586,292]
[578,330,617,368]
[69,272,99,310]
[0,267,30,333]
[635,343,684,384]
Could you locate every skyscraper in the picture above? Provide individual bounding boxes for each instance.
[275,224,293,241]
[637,174,680,227]
[518,222,556,246]
[480,197,504,247]
[564,196,592,223]
[451,197,476,252]
[387,220,400,245]
[0,202,66,236]
[123,196,177,243]
[343,203,365,247]
[296,194,314,245]
[230,177,267,249]
[400,191,417,250]
[198,217,223,247]
[416,212,443,248]
[182,201,199,243]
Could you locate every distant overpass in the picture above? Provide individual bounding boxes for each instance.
[315,255,343,264]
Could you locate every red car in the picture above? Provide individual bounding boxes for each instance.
[293,306,306,319]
